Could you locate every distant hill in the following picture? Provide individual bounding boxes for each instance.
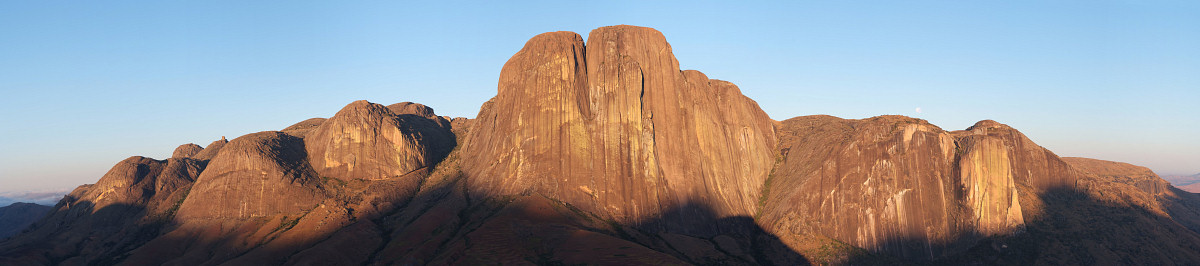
[0,203,51,239]
[0,190,69,207]
[1165,173,1200,187]
[1181,182,1200,193]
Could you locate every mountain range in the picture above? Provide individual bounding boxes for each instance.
[1164,173,1200,193]
[2,25,1198,265]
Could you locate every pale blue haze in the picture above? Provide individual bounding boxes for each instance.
[1,1,1197,193]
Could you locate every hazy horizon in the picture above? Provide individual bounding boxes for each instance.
[2,1,1197,193]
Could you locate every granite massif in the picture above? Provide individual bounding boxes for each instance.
[2,25,1198,265]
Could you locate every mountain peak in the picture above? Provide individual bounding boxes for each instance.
[463,25,777,233]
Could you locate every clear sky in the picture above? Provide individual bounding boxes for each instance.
[1,1,1197,193]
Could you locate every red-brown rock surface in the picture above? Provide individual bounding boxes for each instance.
[176,131,326,221]
[282,117,327,138]
[0,151,207,264]
[1064,157,1200,236]
[462,26,777,233]
[171,143,203,158]
[1064,157,1170,195]
[192,138,228,161]
[754,116,1194,263]
[304,100,444,181]
[760,116,997,260]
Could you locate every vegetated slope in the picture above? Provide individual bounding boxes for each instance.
[0,203,51,240]
[2,25,1199,265]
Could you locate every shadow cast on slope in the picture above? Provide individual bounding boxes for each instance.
[830,186,1200,265]
[18,174,1200,265]
[0,126,810,265]
[626,202,808,265]
[375,181,811,265]
[0,200,176,266]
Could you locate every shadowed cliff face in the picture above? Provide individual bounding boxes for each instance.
[461,25,777,234]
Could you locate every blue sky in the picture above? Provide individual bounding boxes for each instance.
[1,1,1197,193]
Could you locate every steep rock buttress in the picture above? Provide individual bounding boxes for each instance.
[460,25,777,234]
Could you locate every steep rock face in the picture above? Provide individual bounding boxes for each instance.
[176,131,325,220]
[171,143,203,158]
[85,156,167,210]
[461,25,777,233]
[759,117,1080,260]
[387,101,457,167]
[759,116,975,259]
[956,133,1025,236]
[304,100,453,181]
[756,116,1200,264]
[952,120,1077,192]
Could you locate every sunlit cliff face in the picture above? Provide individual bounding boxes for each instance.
[461,26,777,231]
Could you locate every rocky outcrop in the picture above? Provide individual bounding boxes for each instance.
[956,127,1025,236]
[953,120,1078,192]
[176,131,325,220]
[462,25,777,233]
[171,143,203,158]
[304,100,453,181]
[1064,157,1170,195]
[0,153,206,264]
[192,138,228,161]
[757,117,1080,260]
[387,102,436,119]
[756,116,1200,264]
[1064,156,1200,235]
[282,117,327,138]
[759,116,975,259]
